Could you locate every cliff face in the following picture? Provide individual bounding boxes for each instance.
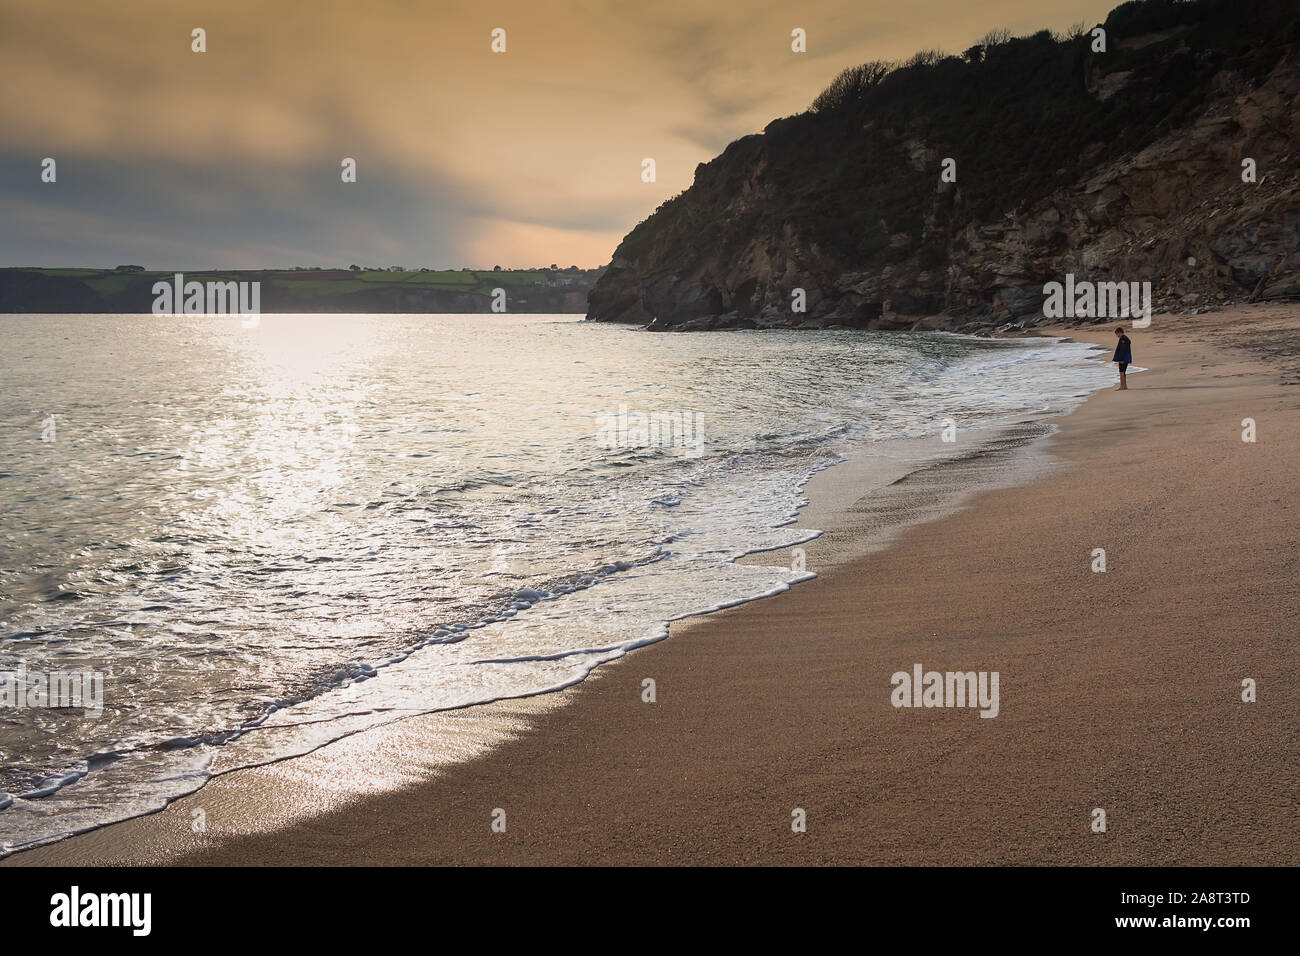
[587,0,1300,332]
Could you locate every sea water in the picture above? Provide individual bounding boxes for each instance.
[0,313,1114,853]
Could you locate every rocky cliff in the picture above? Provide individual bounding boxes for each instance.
[587,0,1300,333]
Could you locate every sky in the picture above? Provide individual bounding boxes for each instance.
[0,0,1119,270]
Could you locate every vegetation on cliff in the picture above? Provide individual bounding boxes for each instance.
[588,0,1300,331]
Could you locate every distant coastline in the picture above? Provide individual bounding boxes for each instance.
[0,266,606,314]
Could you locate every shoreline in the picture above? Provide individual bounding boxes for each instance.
[0,330,1101,861]
[8,305,1298,866]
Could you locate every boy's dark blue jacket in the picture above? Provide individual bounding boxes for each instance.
[1113,334,1132,364]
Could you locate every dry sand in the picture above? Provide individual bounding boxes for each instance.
[9,304,1298,866]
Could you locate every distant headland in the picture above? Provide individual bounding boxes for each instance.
[0,265,606,314]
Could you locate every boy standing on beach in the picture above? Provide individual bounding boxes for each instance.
[1113,327,1132,390]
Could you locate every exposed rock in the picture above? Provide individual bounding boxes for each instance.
[588,0,1300,333]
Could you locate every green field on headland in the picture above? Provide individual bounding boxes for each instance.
[0,266,604,313]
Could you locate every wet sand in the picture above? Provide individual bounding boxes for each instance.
[9,304,1298,866]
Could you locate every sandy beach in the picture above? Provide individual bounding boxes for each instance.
[9,304,1298,867]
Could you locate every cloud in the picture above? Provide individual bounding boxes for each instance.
[0,0,1120,268]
